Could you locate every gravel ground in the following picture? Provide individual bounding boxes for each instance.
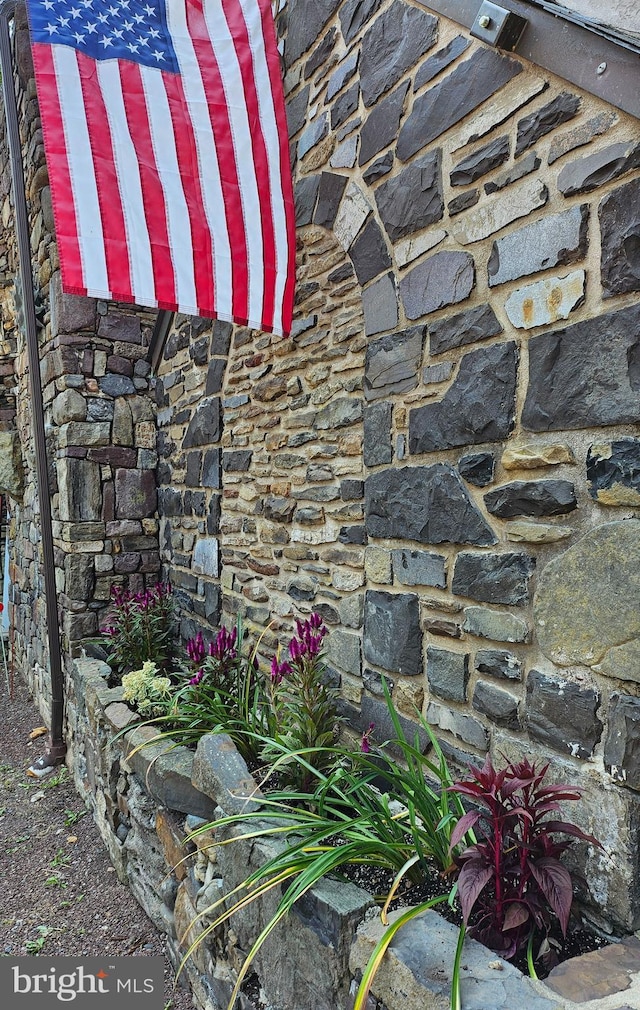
[0,671,195,1009]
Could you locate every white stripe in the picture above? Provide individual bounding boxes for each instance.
[52,45,109,296]
[167,0,233,318]
[237,0,289,334]
[96,60,157,307]
[203,0,265,326]
[139,67,198,314]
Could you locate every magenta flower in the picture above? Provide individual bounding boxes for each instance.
[361,723,375,754]
[270,655,292,686]
[189,668,204,686]
[209,625,238,662]
[288,613,328,664]
[187,631,206,665]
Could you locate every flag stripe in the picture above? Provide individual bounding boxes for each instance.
[241,0,295,334]
[98,60,156,306]
[222,0,276,331]
[77,52,133,302]
[27,0,296,336]
[203,0,264,326]
[180,0,248,322]
[119,59,176,309]
[141,68,199,313]
[255,0,296,332]
[35,43,96,295]
[163,70,216,318]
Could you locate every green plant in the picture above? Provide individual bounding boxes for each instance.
[50,848,71,868]
[64,808,88,827]
[448,756,601,972]
[122,660,173,717]
[150,621,271,765]
[45,874,68,889]
[262,613,340,790]
[180,680,473,1010]
[25,925,54,954]
[96,582,175,683]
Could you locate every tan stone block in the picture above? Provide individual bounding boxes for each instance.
[365,546,392,584]
[502,442,574,470]
[155,808,190,880]
[506,521,573,543]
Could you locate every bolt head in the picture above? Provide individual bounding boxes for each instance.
[478,14,492,28]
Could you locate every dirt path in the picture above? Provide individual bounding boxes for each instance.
[0,671,194,1009]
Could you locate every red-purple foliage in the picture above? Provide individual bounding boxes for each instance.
[448,756,601,960]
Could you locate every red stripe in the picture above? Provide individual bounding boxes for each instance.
[31,44,85,294]
[256,0,296,335]
[77,52,132,302]
[163,71,215,316]
[119,61,177,309]
[223,0,278,332]
[186,0,249,324]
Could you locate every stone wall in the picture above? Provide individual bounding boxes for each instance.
[66,656,563,1010]
[153,0,640,934]
[0,11,162,713]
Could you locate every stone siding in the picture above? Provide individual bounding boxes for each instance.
[2,0,640,938]
[153,0,640,933]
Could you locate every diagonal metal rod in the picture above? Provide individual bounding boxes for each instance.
[0,0,66,761]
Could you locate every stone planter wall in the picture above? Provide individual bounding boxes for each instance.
[66,657,564,1010]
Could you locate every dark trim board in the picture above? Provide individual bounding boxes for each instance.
[417,0,640,121]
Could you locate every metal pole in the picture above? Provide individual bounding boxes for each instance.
[0,0,66,766]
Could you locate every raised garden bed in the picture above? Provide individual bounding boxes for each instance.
[65,657,631,1010]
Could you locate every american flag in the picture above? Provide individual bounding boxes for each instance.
[26,0,296,337]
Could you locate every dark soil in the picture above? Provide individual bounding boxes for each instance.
[341,860,609,979]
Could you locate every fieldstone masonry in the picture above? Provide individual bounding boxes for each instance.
[3,0,640,962]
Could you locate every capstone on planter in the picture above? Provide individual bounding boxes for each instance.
[65,658,564,1010]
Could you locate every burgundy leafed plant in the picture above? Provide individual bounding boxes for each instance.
[448,756,601,963]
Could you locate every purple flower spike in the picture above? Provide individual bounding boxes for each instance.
[189,668,204,686]
[359,723,373,755]
[187,631,206,665]
[270,655,292,686]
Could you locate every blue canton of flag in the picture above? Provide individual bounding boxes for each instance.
[28,0,179,72]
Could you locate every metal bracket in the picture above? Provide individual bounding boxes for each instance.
[471,1,528,49]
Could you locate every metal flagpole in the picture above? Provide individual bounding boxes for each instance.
[0,0,66,770]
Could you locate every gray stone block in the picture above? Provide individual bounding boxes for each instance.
[526,670,602,759]
[392,548,446,589]
[463,607,529,644]
[400,250,475,319]
[414,34,471,90]
[450,135,510,186]
[515,92,581,156]
[473,680,521,729]
[349,217,392,285]
[427,646,469,703]
[429,303,502,355]
[600,176,640,298]
[359,82,409,166]
[365,465,497,546]
[475,649,522,681]
[191,733,263,815]
[363,589,422,676]
[398,48,521,161]
[374,149,443,241]
[484,480,576,518]
[124,726,216,819]
[360,2,438,106]
[558,140,640,196]
[364,401,393,467]
[452,551,535,606]
[409,342,517,454]
[182,397,221,448]
[605,694,640,790]
[363,272,399,336]
[488,204,588,287]
[364,325,425,401]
